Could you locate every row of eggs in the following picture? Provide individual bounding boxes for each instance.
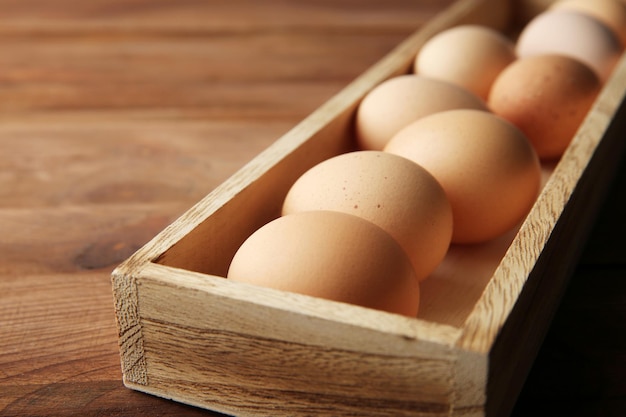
[227,0,625,317]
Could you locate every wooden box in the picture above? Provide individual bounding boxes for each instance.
[111,0,626,415]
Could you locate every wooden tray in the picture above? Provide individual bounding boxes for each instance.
[111,0,626,415]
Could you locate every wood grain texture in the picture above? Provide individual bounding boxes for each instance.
[129,264,460,417]
[111,0,623,415]
[0,1,454,416]
[0,0,449,35]
[2,1,625,417]
[458,51,626,353]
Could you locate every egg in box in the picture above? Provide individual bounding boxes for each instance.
[281,151,453,281]
[384,109,541,244]
[488,54,601,159]
[229,151,452,315]
[228,210,420,317]
[488,1,625,160]
[354,74,487,151]
[228,2,624,316]
[414,25,517,100]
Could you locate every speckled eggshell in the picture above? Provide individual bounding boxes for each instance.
[488,54,601,160]
[227,210,420,317]
[384,109,542,245]
[354,74,487,151]
[282,150,453,281]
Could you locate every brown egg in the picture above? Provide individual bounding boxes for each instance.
[516,10,622,81]
[550,0,626,47]
[384,109,541,245]
[415,25,517,100]
[227,211,420,317]
[355,74,487,151]
[282,151,452,281]
[488,54,601,159]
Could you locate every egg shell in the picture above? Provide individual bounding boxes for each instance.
[384,109,542,245]
[516,9,622,81]
[415,25,517,100]
[354,74,487,151]
[282,150,453,281]
[488,54,601,159]
[227,210,420,317]
[550,0,626,47]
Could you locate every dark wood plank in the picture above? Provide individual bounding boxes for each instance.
[0,1,453,416]
[0,120,288,208]
[0,0,448,35]
[0,273,217,416]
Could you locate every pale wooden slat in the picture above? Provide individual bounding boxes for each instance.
[130,263,461,417]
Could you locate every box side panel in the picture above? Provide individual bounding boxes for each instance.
[485,80,626,417]
[458,53,626,416]
[132,270,461,417]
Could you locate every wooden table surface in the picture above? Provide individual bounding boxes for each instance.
[1,1,625,416]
